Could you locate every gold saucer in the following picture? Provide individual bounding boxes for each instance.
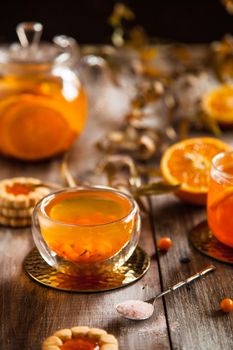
[190,221,233,264]
[24,247,150,292]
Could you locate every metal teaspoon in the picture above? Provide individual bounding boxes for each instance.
[116,265,216,320]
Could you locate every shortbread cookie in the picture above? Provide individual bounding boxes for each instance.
[0,177,51,209]
[42,326,118,350]
[0,215,31,227]
[0,206,34,218]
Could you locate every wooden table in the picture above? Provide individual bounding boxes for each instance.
[0,77,233,350]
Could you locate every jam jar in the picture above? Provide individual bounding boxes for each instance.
[0,22,87,161]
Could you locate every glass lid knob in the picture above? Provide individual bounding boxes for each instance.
[16,22,43,48]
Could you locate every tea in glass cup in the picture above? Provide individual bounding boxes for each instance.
[207,151,233,247]
[32,187,140,275]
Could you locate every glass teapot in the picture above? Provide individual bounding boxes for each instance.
[0,22,87,161]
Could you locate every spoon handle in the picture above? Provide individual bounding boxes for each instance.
[154,265,216,301]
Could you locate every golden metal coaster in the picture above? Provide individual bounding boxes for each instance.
[24,247,150,292]
[190,221,233,265]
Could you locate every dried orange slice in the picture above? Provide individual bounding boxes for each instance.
[161,137,231,205]
[0,94,75,160]
[202,85,233,126]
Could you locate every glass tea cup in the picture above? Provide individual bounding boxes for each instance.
[207,151,233,247]
[32,186,141,275]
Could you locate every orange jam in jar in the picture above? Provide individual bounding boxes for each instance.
[38,188,139,265]
[207,152,233,247]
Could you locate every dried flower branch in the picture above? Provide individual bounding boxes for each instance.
[132,182,180,197]
[108,3,135,47]
[196,111,221,136]
[211,34,233,82]
[221,0,233,14]
[96,155,180,213]
[97,154,142,189]
[96,125,163,160]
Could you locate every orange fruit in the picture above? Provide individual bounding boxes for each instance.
[202,85,233,126]
[161,137,231,205]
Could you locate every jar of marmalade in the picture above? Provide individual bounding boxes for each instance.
[0,22,87,161]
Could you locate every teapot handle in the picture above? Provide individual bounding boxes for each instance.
[53,35,80,66]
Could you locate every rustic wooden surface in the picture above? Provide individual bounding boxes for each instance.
[151,196,233,350]
[0,79,233,350]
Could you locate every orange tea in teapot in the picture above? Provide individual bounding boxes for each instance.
[0,22,87,161]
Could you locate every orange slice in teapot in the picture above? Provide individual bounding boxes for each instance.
[0,94,75,160]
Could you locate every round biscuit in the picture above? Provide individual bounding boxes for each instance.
[0,215,31,227]
[0,177,51,209]
[0,206,34,218]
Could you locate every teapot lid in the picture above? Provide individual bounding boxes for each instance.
[0,22,79,65]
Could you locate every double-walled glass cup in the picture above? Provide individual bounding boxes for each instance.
[207,151,233,247]
[32,186,141,275]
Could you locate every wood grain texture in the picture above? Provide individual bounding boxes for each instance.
[0,109,170,349]
[0,215,169,350]
[0,57,233,350]
[151,194,233,350]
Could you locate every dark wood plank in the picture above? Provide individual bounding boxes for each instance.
[0,215,170,349]
[151,194,233,350]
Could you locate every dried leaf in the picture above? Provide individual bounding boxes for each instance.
[133,182,180,196]
[127,26,148,48]
[112,27,125,47]
[198,111,222,136]
[108,4,135,27]
[178,118,191,140]
[137,165,161,177]
[170,45,192,65]
[165,126,177,141]
[61,152,77,187]
[98,154,142,188]
[221,0,233,14]
[139,47,158,62]
[102,164,116,187]
[134,195,149,214]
